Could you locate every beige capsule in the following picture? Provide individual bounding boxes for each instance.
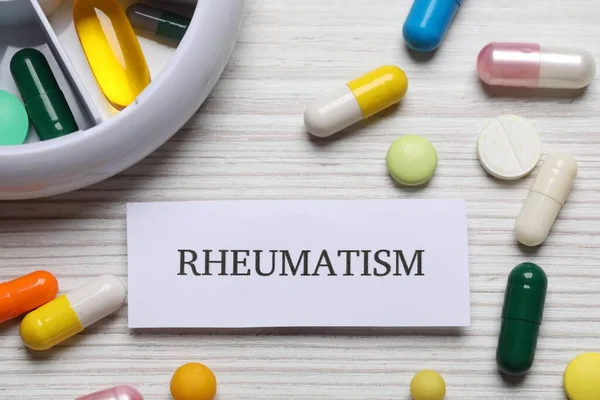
[515,153,577,247]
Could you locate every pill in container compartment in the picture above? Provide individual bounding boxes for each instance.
[19,275,126,351]
[477,42,596,89]
[497,262,547,376]
[74,0,151,109]
[403,0,462,52]
[76,385,143,400]
[0,271,58,324]
[304,66,408,137]
[127,3,190,42]
[10,49,79,141]
[515,153,577,247]
[0,90,29,145]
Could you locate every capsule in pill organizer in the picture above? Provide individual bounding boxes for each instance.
[477,43,596,89]
[127,3,190,42]
[10,49,79,140]
[515,153,577,247]
[0,271,58,324]
[403,0,462,52]
[304,66,408,137]
[74,0,151,109]
[497,262,547,376]
[20,275,126,351]
[76,385,143,400]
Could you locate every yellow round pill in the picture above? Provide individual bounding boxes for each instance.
[564,352,600,400]
[170,362,217,400]
[386,135,438,186]
[410,370,446,400]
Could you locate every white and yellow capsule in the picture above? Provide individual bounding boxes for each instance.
[304,65,408,137]
[20,275,126,351]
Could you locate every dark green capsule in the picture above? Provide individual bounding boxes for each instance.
[496,262,548,376]
[127,3,190,42]
[10,48,78,141]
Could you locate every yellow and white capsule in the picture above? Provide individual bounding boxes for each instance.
[20,275,126,351]
[304,65,408,137]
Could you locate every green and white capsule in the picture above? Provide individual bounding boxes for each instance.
[126,3,190,42]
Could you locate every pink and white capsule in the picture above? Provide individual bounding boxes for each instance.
[76,385,143,400]
[477,42,596,89]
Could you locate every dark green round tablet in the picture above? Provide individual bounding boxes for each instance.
[0,90,29,145]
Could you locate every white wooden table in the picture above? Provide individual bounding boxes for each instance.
[1,0,599,398]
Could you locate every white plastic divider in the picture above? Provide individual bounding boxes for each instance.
[29,0,102,125]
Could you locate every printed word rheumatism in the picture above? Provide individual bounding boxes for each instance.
[177,249,425,277]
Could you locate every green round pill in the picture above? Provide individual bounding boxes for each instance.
[0,90,29,146]
[386,135,438,186]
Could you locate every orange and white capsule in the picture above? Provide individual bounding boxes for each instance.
[0,270,58,323]
[304,65,408,137]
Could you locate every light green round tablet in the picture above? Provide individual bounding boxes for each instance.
[386,135,437,186]
[0,90,29,146]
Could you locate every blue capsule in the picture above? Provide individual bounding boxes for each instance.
[402,0,462,53]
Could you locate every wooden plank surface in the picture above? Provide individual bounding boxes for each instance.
[1,0,599,398]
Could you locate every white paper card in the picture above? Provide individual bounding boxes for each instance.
[127,199,470,328]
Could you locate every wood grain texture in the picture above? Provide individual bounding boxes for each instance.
[1,0,599,398]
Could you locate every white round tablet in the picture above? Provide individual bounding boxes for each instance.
[477,115,542,180]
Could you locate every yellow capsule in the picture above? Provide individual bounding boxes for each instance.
[74,0,151,109]
[20,275,126,351]
[304,65,408,137]
[20,295,83,351]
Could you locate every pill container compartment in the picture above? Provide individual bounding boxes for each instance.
[0,1,96,141]
[0,0,244,199]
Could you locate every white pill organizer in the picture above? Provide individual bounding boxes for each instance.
[0,0,245,199]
